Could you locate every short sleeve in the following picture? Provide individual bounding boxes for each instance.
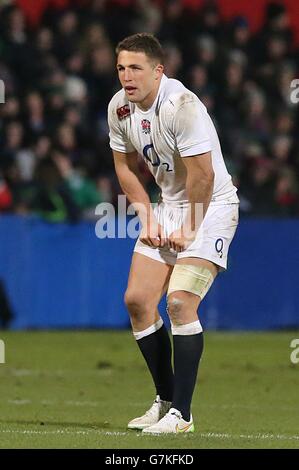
[173,99,212,157]
[108,102,135,154]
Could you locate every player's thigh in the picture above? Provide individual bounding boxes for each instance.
[125,252,173,308]
[168,257,218,312]
[176,257,218,278]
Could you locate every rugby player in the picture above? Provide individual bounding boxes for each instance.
[107,33,239,434]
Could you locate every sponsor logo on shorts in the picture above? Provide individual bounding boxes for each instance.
[215,238,224,258]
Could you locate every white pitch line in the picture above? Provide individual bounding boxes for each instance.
[198,432,299,442]
[0,429,91,436]
[0,429,128,436]
[0,429,298,442]
[136,431,299,442]
[64,400,100,407]
[7,400,32,405]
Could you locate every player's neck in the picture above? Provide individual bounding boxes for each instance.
[136,78,162,112]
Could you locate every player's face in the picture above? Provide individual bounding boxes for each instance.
[117,51,163,110]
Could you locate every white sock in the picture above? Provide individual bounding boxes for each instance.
[171,320,203,336]
[133,318,164,341]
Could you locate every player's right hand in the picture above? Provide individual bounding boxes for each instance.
[140,223,166,248]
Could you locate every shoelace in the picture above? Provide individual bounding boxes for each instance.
[158,408,182,424]
[170,410,182,419]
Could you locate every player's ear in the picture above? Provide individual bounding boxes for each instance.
[155,64,164,79]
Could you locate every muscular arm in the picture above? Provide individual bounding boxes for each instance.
[168,151,214,251]
[113,150,151,223]
[113,150,165,247]
[183,151,214,231]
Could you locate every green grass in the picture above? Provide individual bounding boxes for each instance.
[0,330,298,449]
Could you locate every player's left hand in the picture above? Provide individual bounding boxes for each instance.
[168,228,196,252]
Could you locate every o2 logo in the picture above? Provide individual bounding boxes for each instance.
[143,144,173,172]
[143,144,160,167]
[215,238,224,258]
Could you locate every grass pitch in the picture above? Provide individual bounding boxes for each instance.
[0,330,298,449]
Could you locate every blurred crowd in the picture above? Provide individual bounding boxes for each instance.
[0,0,299,222]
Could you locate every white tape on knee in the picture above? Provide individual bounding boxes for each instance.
[171,319,203,336]
[133,318,163,341]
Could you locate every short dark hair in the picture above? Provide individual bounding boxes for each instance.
[116,33,164,64]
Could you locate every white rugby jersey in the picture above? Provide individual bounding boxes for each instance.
[108,74,239,205]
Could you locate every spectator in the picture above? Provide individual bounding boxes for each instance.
[0,171,13,212]
[0,0,298,220]
[31,157,80,223]
[275,167,298,216]
[52,147,105,219]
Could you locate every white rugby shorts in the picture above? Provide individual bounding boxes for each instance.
[134,202,239,270]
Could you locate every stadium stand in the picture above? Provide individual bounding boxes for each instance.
[0,0,298,221]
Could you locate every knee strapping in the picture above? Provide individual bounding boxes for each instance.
[167,264,214,300]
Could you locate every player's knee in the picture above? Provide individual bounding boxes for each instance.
[124,289,153,317]
[124,289,140,311]
[167,294,186,324]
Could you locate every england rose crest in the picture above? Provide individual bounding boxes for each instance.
[141,119,151,134]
